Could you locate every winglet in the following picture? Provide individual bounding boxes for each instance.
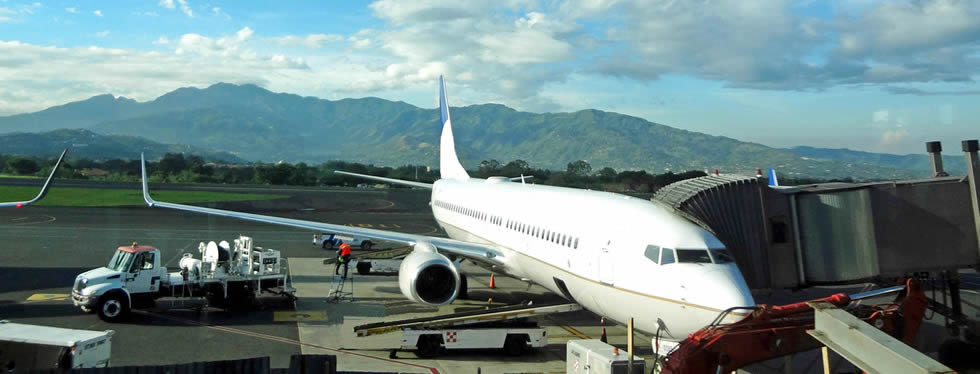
[0,148,69,208]
[140,153,156,207]
[438,76,470,180]
[767,168,779,187]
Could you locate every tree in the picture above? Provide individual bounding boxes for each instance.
[598,167,617,182]
[157,153,187,176]
[7,157,39,175]
[479,159,501,175]
[566,160,592,177]
[500,159,530,177]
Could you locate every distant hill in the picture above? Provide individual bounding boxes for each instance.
[0,83,934,179]
[0,129,244,162]
[784,146,966,175]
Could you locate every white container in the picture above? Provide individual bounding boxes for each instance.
[566,339,645,374]
[0,320,113,369]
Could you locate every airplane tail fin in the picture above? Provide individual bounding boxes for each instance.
[767,168,779,187]
[438,76,470,180]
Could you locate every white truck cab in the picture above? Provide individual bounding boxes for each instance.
[72,244,163,321]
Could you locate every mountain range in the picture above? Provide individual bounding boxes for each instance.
[0,129,243,163]
[0,83,961,179]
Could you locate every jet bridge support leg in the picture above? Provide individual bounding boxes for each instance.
[806,301,954,374]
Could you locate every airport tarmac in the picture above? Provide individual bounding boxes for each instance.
[0,183,656,372]
[0,181,973,372]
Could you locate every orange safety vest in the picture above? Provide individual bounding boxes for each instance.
[339,243,351,257]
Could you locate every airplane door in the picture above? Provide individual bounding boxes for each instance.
[598,240,614,285]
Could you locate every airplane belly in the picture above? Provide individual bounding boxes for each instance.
[513,251,717,340]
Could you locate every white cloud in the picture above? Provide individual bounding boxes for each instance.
[271,33,343,49]
[93,9,102,17]
[94,30,110,37]
[340,2,580,111]
[177,0,193,17]
[64,7,76,13]
[0,7,12,23]
[880,128,909,146]
[0,31,314,115]
[153,36,170,45]
[159,0,174,9]
[136,11,158,16]
[19,2,39,15]
[211,7,229,19]
[872,109,889,126]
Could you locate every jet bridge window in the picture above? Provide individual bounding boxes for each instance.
[676,249,713,264]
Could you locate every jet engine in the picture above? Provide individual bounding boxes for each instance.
[398,242,460,305]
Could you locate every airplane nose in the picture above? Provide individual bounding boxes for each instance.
[700,266,755,315]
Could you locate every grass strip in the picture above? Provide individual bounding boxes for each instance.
[0,185,286,207]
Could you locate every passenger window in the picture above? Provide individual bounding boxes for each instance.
[660,248,675,265]
[676,249,712,263]
[644,245,659,262]
[574,238,579,249]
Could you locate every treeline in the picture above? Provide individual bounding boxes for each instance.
[1,153,711,192]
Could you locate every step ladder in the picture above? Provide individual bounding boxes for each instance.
[328,274,354,303]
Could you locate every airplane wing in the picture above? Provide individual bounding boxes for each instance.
[0,148,69,208]
[334,170,432,189]
[141,154,504,265]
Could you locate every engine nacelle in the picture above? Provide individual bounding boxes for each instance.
[399,242,460,305]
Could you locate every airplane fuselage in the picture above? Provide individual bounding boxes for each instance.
[429,177,754,339]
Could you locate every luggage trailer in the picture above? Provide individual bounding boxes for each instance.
[354,302,582,358]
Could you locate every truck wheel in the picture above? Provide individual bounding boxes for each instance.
[356,261,372,275]
[97,293,129,322]
[416,334,442,358]
[322,240,331,249]
[361,241,373,250]
[504,334,527,356]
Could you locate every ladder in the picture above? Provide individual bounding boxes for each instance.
[328,274,354,302]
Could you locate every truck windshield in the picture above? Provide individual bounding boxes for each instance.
[107,250,134,272]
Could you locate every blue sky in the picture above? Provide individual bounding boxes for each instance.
[0,0,978,154]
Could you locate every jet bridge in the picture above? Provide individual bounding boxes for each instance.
[653,140,980,291]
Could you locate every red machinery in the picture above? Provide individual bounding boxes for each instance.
[660,279,928,374]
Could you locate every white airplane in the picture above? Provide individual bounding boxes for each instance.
[0,148,68,208]
[139,77,753,341]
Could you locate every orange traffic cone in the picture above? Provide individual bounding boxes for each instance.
[488,274,496,289]
[600,327,608,343]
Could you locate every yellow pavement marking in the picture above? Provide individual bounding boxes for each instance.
[274,311,327,322]
[27,293,69,301]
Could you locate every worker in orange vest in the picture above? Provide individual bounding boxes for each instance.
[335,242,352,278]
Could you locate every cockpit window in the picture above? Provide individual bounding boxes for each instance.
[644,245,659,262]
[660,248,675,265]
[676,249,712,263]
[710,248,734,263]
